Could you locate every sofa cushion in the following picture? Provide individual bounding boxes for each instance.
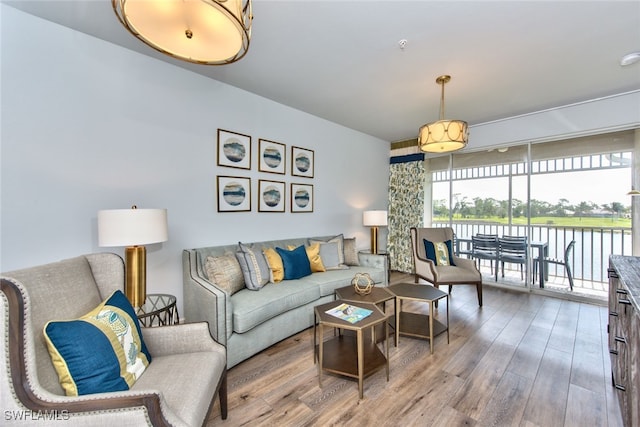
[236,242,270,290]
[205,254,245,294]
[231,280,321,333]
[263,247,285,283]
[305,266,386,297]
[43,290,151,396]
[343,237,360,266]
[310,236,348,270]
[276,245,312,280]
[288,243,325,273]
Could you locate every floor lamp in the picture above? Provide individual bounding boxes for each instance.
[363,210,388,255]
[98,206,168,308]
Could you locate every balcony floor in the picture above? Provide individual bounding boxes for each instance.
[476,261,608,304]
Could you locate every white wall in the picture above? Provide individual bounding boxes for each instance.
[0,6,391,311]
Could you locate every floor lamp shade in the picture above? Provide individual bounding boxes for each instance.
[363,210,388,255]
[98,208,168,307]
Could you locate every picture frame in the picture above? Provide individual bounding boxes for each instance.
[258,139,286,174]
[258,180,286,212]
[291,146,314,178]
[217,129,251,170]
[291,183,314,213]
[217,176,251,212]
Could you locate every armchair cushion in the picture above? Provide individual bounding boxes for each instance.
[43,290,151,396]
[423,239,456,266]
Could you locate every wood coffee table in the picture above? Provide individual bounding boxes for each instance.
[335,285,395,344]
[388,283,449,354]
[313,299,390,399]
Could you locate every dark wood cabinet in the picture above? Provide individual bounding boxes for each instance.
[608,255,640,427]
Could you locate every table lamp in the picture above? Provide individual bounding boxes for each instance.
[363,210,388,255]
[98,206,168,307]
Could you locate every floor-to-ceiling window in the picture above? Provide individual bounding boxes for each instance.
[429,130,634,300]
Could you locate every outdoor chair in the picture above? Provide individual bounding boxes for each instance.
[534,240,576,290]
[498,235,528,280]
[471,234,499,281]
[411,227,483,306]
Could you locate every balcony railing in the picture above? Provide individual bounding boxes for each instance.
[434,221,631,297]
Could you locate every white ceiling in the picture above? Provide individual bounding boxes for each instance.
[5,0,640,144]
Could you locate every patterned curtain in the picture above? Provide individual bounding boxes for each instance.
[387,154,426,273]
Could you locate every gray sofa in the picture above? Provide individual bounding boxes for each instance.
[1,253,226,427]
[183,235,388,368]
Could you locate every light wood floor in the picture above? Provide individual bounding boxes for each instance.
[206,272,623,426]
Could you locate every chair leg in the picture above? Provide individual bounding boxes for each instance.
[566,264,574,291]
[219,370,228,420]
[414,274,419,284]
[476,282,483,307]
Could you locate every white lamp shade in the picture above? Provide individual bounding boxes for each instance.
[363,210,388,227]
[98,208,168,247]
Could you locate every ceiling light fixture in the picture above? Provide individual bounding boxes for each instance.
[620,52,640,66]
[112,0,253,65]
[418,75,468,153]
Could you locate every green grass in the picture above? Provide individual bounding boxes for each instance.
[432,215,630,228]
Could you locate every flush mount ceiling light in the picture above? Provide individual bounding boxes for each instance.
[418,75,468,153]
[620,52,640,66]
[112,0,252,65]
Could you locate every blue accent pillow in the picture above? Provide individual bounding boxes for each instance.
[423,239,456,266]
[276,245,312,280]
[43,290,151,396]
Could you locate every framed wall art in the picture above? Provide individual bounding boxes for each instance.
[291,146,314,178]
[258,139,286,174]
[217,176,251,212]
[217,129,251,170]
[291,183,314,213]
[258,180,285,212]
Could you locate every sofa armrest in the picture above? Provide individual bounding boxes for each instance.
[182,250,229,346]
[358,252,388,286]
[142,322,226,357]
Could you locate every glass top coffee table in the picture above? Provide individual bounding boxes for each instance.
[388,283,449,354]
[313,299,390,399]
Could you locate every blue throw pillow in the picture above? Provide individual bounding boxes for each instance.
[43,290,151,396]
[423,239,456,266]
[276,245,312,280]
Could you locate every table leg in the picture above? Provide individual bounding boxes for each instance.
[357,329,364,399]
[446,295,450,344]
[429,300,434,354]
[384,320,389,381]
[395,297,401,347]
[313,312,317,363]
[318,323,323,388]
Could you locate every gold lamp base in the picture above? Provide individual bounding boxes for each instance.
[370,226,379,255]
[125,246,146,308]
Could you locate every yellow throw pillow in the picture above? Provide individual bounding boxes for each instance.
[288,243,325,273]
[263,247,284,283]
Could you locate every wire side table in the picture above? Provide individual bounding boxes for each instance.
[136,294,179,327]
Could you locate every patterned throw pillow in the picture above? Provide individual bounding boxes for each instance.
[236,242,271,290]
[205,254,245,294]
[263,247,285,283]
[423,239,456,266]
[343,237,360,266]
[43,290,151,396]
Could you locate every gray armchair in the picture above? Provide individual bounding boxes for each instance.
[410,227,483,306]
[1,253,227,426]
